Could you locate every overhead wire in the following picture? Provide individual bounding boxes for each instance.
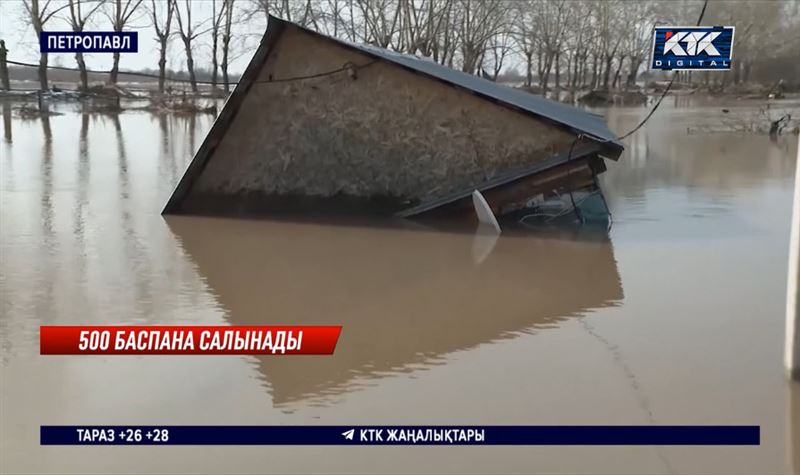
[614,0,709,141]
[4,58,376,87]
[250,60,377,83]
[6,59,226,85]
[555,0,711,227]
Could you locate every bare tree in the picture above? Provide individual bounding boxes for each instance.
[106,0,144,85]
[592,0,625,91]
[355,0,403,48]
[242,0,295,27]
[431,0,457,65]
[453,0,508,74]
[66,0,106,90]
[149,0,174,93]
[210,0,226,89]
[620,2,653,89]
[399,0,453,57]
[314,0,350,39]
[239,0,269,29]
[221,0,236,92]
[173,0,210,93]
[562,1,595,98]
[512,1,536,87]
[22,0,68,90]
[708,0,784,85]
[482,30,512,81]
[531,0,569,95]
[36,0,788,100]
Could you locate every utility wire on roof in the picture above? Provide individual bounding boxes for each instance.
[251,60,378,83]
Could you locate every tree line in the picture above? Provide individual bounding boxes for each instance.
[18,0,800,96]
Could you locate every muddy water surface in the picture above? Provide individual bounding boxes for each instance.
[1,98,799,474]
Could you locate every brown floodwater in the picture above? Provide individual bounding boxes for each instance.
[1,97,799,474]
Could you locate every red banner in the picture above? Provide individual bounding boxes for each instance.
[40,326,341,355]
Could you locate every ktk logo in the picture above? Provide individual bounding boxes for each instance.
[651,26,734,71]
[663,30,721,56]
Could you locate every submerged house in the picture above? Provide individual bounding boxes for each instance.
[163,15,624,222]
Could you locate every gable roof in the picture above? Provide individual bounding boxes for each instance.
[163,15,623,215]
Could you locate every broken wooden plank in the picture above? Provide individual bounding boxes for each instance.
[396,145,601,218]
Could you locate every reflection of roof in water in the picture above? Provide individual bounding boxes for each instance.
[167,217,623,406]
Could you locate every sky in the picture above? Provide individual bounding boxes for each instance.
[0,0,264,75]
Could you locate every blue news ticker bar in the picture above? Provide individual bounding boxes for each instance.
[41,425,760,446]
[40,32,138,53]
